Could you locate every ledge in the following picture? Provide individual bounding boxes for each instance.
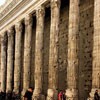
[0,0,49,33]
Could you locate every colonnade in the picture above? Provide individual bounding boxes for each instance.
[0,0,99,100]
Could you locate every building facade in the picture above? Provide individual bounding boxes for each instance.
[0,0,99,100]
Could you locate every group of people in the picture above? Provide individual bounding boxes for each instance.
[58,90,100,100]
[0,87,33,100]
[0,89,100,100]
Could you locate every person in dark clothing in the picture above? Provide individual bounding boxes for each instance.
[94,90,100,100]
[23,87,33,100]
[0,91,6,100]
[62,91,66,100]
[12,92,20,100]
[6,91,12,100]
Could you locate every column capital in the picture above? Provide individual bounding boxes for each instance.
[36,6,45,18]
[51,0,61,9]
[7,27,14,37]
[25,14,33,26]
[1,32,7,43]
[15,21,23,32]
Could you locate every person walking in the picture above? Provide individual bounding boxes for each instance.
[94,90,100,100]
[23,87,33,100]
[58,91,63,100]
[62,91,66,100]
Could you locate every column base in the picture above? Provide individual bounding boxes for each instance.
[46,89,58,100]
[87,88,100,100]
[33,89,45,100]
[33,94,45,100]
[65,88,78,100]
[21,89,26,100]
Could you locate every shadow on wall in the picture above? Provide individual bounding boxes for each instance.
[58,0,69,92]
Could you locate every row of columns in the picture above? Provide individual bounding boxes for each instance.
[0,0,99,99]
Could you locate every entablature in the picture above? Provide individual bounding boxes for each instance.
[0,0,49,35]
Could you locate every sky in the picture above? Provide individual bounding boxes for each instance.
[0,0,6,6]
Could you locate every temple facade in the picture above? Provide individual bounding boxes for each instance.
[0,0,99,100]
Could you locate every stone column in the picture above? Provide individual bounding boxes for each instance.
[1,33,7,92]
[6,27,14,93]
[33,6,45,100]
[22,14,33,94]
[13,22,23,97]
[47,0,60,100]
[65,0,79,100]
[89,0,100,99]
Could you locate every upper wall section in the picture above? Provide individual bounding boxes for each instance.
[0,0,49,34]
[0,0,13,12]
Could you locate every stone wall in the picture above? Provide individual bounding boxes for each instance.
[41,4,69,96]
[30,16,36,88]
[42,7,50,96]
[78,0,94,99]
[58,3,69,92]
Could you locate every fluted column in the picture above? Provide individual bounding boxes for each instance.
[13,22,23,95]
[65,0,79,100]
[47,0,60,100]
[23,14,33,94]
[89,0,100,99]
[33,6,45,100]
[6,27,14,93]
[1,33,7,92]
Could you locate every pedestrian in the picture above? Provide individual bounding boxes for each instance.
[94,90,100,100]
[23,87,33,100]
[6,91,12,100]
[58,91,63,100]
[0,91,6,100]
[62,91,66,100]
[12,92,20,100]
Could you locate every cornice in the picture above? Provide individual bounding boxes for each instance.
[0,0,23,20]
[0,0,13,13]
[0,0,49,34]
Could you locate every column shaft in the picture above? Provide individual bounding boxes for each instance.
[1,33,7,92]
[14,22,23,93]
[89,0,100,99]
[23,14,33,92]
[33,6,45,99]
[47,0,60,99]
[66,0,79,99]
[6,28,14,93]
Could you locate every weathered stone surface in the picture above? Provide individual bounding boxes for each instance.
[78,0,94,99]
[89,0,100,99]
[47,0,60,99]
[0,0,99,100]
[23,14,33,94]
[1,33,7,92]
[6,27,14,93]
[14,21,23,94]
[33,6,45,99]
[65,0,79,99]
